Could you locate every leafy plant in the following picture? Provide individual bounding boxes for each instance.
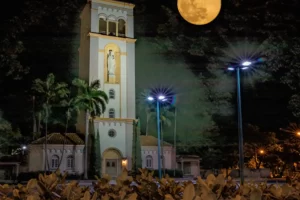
[1,169,300,200]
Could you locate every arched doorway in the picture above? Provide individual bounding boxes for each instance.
[102,148,122,178]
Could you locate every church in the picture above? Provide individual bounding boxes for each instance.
[27,0,178,178]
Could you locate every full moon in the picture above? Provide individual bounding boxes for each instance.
[177,0,221,25]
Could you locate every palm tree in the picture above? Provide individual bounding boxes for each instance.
[159,106,174,175]
[32,73,69,171]
[72,78,108,179]
[56,95,80,170]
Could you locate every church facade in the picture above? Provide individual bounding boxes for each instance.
[78,0,137,177]
[26,0,178,179]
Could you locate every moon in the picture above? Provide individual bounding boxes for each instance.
[177,0,221,25]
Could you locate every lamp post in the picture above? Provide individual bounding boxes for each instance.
[22,145,27,155]
[147,95,167,179]
[228,60,252,185]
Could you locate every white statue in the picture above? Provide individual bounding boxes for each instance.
[107,50,116,76]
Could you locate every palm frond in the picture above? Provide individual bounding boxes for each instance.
[90,80,101,89]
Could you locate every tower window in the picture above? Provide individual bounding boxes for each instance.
[109,89,115,99]
[108,129,116,137]
[109,108,115,118]
[108,21,116,36]
[118,19,126,37]
[99,18,107,35]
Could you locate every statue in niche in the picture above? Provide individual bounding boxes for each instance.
[107,50,116,77]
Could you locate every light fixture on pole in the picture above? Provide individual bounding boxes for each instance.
[227,60,253,185]
[22,145,27,155]
[147,94,168,179]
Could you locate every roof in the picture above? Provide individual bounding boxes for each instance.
[140,135,172,147]
[31,133,85,145]
[177,155,200,159]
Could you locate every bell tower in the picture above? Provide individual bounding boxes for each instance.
[78,0,136,177]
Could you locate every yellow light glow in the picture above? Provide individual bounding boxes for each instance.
[297,132,300,136]
[177,0,221,25]
[259,150,264,154]
[122,159,127,167]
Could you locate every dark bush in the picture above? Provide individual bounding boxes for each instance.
[17,171,84,182]
[152,169,183,178]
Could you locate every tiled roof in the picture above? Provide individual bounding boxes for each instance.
[31,133,84,145]
[140,135,172,147]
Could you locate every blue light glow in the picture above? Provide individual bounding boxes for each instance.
[158,95,165,100]
[147,96,154,101]
[241,61,252,66]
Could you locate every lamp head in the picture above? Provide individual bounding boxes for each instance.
[147,96,154,101]
[158,95,165,100]
[228,67,235,71]
[241,61,252,67]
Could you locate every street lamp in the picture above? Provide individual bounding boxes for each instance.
[22,145,27,155]
[147,94,167,179]
[227,60,253,185]
[259,149,265,154]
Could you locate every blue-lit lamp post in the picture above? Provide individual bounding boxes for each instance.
[228,60,252,185]
[147,95,167,179]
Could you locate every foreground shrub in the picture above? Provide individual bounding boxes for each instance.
[0,168,300,199]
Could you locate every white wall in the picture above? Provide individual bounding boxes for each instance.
[141,146,175,170]
[28,145,84,174]
[28,145,44,171]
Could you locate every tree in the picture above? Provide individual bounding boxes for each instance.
[132,120,142,175]
[135,39,219,152]
[243,124,278,169]
[72,78,108,179]
[94,129,102,178]
[57,92,81,170]
[0,110,22,155]
[32,73,69,171]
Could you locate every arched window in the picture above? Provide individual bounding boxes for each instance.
[99,18,107,35]
[108,21,116,36]
[109,89,115,99]
[67,155,74,168]
[118,19,126,37]
[109,108,115,118]
[51,155,59,169]
[108,129,116,138]
[146,155,153,168]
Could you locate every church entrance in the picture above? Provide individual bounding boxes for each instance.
[105,159,118,175]
[102,148,122,178]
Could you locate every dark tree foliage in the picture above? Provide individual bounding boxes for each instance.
[0,0,85,135]
[129,0,300,167]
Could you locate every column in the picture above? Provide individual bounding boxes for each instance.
[16,164,19,177]
[181,157,184,174]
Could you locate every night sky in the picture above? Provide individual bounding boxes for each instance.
[0,0,300,142]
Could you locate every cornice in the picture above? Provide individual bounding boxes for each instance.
[88,32,136,43]
[93,117,136,123]
[92,0,135,9]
